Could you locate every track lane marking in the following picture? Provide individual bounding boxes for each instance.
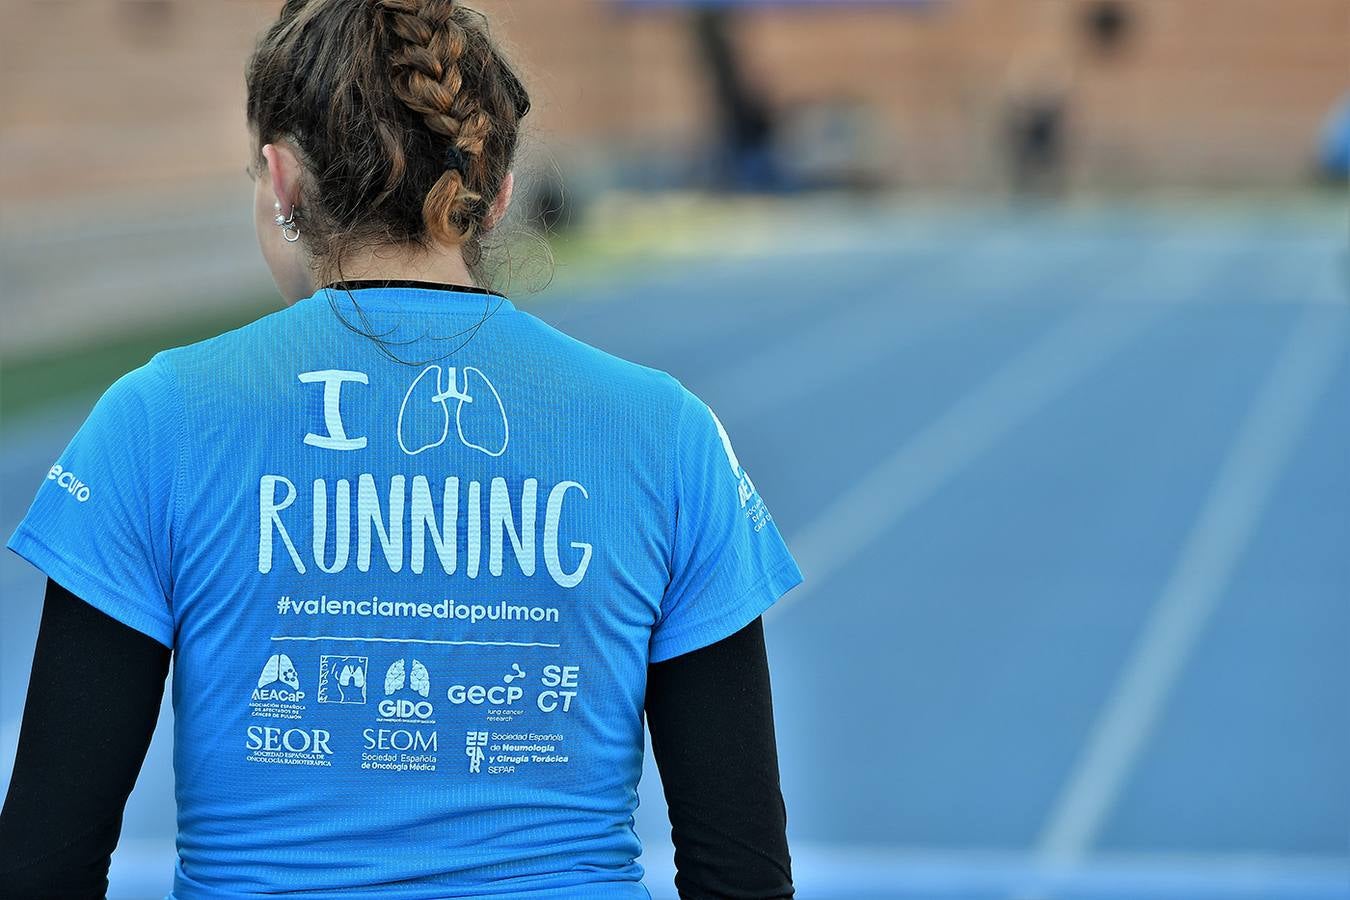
[765,290,1179,624]
[1029,304,1347,885]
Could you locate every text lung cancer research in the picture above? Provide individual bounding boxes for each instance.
[258,473,593,588]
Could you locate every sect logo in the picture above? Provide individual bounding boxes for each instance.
[254,653,304,702]
[398,364,508,457]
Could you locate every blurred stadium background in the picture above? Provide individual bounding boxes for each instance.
[2,1,1348,898]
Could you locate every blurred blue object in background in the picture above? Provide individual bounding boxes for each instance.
[1319,93,1350,179]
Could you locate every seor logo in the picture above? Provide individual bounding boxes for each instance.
[246,725,332,755]
[47,465,91,503]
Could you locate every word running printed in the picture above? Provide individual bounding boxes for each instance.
[259,475,592,587]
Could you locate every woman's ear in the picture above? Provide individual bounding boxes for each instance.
[262,141,303,216]
[483,170,514,231]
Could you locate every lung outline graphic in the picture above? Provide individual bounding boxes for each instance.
[398,364,508,457]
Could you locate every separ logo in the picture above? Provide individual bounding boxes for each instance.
[465,730,488,774]
[46,464,91,503]
[318,654,368,704]
[398,364,508,457]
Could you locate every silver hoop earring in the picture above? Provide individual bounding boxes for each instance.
[273,200,301,243]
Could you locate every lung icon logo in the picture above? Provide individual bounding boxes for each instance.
[257,654,300,691]
[398,365,508,457]
[384,658,431,697]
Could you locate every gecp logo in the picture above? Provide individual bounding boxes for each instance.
[47,464,91,503]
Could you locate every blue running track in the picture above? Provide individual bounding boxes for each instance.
[2,203,1347,899]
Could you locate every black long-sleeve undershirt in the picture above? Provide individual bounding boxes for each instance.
[0,579,170,899]
[0,579,793,899]
[645,616,795,899]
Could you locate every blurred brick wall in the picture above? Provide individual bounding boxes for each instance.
[1,0,1346,204]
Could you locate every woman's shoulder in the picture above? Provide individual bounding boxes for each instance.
[152,300,311,371]
[511,307,689,408]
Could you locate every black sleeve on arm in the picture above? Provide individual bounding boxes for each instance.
[645,616,794,900]
[0,578,172,899]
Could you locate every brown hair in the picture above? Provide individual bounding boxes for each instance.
[245,0,531,283]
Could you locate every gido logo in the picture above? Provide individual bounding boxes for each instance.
[378,698,434,720]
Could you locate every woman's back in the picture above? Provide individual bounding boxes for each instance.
[8,280,798,897]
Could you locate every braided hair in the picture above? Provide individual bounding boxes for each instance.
[245,0,531,281]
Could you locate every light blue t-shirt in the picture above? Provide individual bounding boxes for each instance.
[7,284,803,899]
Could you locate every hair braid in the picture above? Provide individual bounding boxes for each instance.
[375,0,493,245]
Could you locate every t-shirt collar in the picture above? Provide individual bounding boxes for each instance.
[307,278,515,314]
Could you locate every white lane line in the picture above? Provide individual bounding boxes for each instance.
[271,635,560,647]
[765,295,1171,624]
[716,237,1099,421]
[1033,305,1348,871]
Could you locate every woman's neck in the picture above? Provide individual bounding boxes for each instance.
[319,244,478,289]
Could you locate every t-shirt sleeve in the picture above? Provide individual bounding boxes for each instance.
[649,385,804,663]
[6,355,180,649]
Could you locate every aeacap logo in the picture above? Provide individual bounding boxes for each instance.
[379,658,434,723]
[253,653,304,703]
[398,364,508,457]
